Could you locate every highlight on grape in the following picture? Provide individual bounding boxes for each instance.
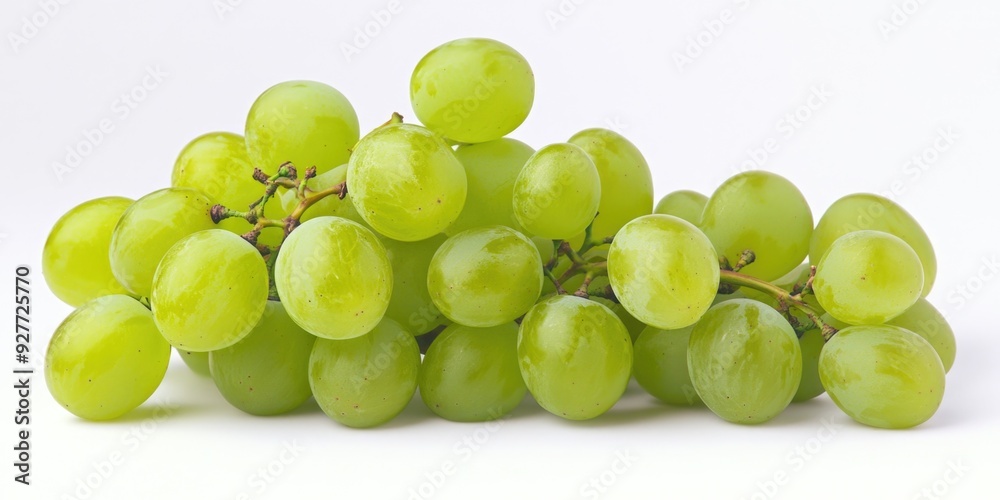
[42,37,954,430]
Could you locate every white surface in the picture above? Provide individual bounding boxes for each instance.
[2,1,999,499]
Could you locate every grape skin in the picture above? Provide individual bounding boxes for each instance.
[43,197,134,307]
[382,234,448,335]
[512,143,602,240]
[792,328,826,403]
[448,138,535,235]
[178,349,210,377]
[45,295,170,421]
[633,325,701,406]
[887,298,956,372]
[653,190,708,226]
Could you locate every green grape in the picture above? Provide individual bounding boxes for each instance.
[410,38,534,144]
[275,217,392,339]
[178,349,210,377]
[653,190,708,226]
[171,132,285,247]
[687,299,802,424]
[427,226,543,327]
[531,235,555,265]
[209,301,316,415]
[819,325,945,429]
[512,143,601,240]
[382,234,448,334]
[348,123,467,241]
[152,229,269,352]
[278,164,364,225]
[792,328,826,402]
[45,295,170,420]
[592,293,645,343]
[810,193,936,296]
[568,129,654,240]
[419,322,527,422]
[109,188,216,297]
[245,80,359,176]
[447,138,535,235]
[886,298,956,372]
[517,295,632,420]
[43,197,134,306]
[814,230,923,325]
[608,214,719,330]
[633,325,701,406]
[309,318,421,428]
[700,171,813,281]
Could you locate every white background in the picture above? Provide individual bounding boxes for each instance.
[2,1,999,499]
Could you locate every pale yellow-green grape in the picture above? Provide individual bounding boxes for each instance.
[382,234,448,335]
[245,80,359,176]
[633,325,701,406]
[819,325,945,429]
[591,292,645,343]
[700,171,813,281]
[887,298,956,372]
[279,164,365,226]
[209,301,316,415]
[309,318,421,428]
[275,217,392,339]
[687,300,802,424]
[348,123,467,241]
[512,143,601,240]
[568,129,654,240]
[810,193,936,296]
[427,226,543,327]
[410,38,534,143]
[654,190,708,226]
[792,328,826,402]
[447,138,535,235]
[517,295,632,420]
[45,295,170,420]
[43,197,134,306]
[171,131,284,247]
[109,188,217,298]
[151,230,269,352]
[178,349,210,377]
[814,230,923,325]
[418,323,527,422]
[608,214,720,330]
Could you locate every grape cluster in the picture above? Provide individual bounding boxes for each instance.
[43,38,954,430]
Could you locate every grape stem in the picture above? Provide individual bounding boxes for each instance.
[718,269,838,341]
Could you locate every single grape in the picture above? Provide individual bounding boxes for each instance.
[819,325,945,429]
[310,318,421,428]
[512,143,601,240]
[700,171,813,281]
[348,123,467,241]
[178,349,210,377]
[382,234,448,334]
[688,299,802,424]
[591,293,645,343]
[45,295,170,420]
[109,188,216,297]
[517,295,632,420]
[152,229,269,352]
[608,214,720,330]
[275,217,392,339]
[245,80,359,176]
[447,138,535,235]
[654,190,708,226]
[278,164,364,225]
[814,230,923,325]
[633,325,701,406]
[410,38,534,143]
[419,322,527,422]
[810,193,936,296]
[568,129,654,240]
[792,328,826,402]
[172,131,284,246]
[209,301,316,415]
[43,197,134,306]
[427,226,543,327]
[886,298,955,372]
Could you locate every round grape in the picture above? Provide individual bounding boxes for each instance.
[382,234,448,335]
[653,190,708,226]
[792,328,826,402]
[512,143,601,240]
[633,325,701,406]
[448,138,534,235]
[886,298,955,372]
